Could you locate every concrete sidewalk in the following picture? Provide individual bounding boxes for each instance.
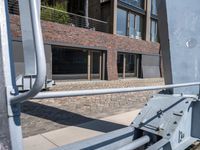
[23,109,140,150]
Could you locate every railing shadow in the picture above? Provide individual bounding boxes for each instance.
[21,101,127,133]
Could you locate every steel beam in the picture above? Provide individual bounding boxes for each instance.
[117,135,150,150]
[0,16,12,149]
[0,0,23,149]
[158,0,200,94]
[53,127,135,150]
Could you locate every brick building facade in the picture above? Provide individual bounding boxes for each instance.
[9,0,161,81]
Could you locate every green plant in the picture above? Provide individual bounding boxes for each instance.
[41,2,69,24]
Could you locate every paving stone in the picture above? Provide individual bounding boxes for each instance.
[21,78,164,137]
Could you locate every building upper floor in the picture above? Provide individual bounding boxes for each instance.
[116,0,158,42]
[8,0,159,43]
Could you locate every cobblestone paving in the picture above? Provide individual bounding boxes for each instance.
[21,78,164,137]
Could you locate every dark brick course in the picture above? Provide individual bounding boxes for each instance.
[10,15,160,80]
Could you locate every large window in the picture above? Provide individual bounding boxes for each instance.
[151,0,157,15]
[52,46,106,80]
[117,8,144,39]
[117,53,139,78]
[120,0,145,9]
[117,8,127,36]
[52,47,88,75]
[151,19,158,42]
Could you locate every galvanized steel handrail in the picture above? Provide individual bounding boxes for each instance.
[33,82,200,99]
[11,0,46,104]
[117,135,150,150]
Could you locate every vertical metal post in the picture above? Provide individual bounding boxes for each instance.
[18,0,41,76]
[85,0,89,28]
[0,38,12,149]
[158,0,200,94]
[0,0,23,149]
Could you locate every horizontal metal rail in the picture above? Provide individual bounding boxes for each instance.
[33,82,200,99]
[40,6,108,32]
[41,6,108,24]
[117,135,150,150]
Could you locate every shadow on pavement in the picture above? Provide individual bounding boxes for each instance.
[21,101,127,133]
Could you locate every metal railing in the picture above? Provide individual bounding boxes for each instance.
[11,0,47,104]
[33,82,200,99]
[41,6,108,32]
[8,2,109,33]
[2,1,200,150]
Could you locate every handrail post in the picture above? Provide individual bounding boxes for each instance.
[0,0,46,149]
[11,0,47,104]
[18,0,41,76]
[0,0,23,149]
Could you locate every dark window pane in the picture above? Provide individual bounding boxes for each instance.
[92,52,100,74]
[52,47,88,74]
[135,15,143,39]
[151,19,158,42]
[129,13,135,38]
[151,0,157,15]
[126,54,135,74]
[117,53,124,74]
[117,8,127,36]
[117,53,137,78]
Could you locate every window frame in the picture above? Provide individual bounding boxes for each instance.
[118,0,145,11]
[150,19,159,42]
[117,6,145,39]
[117,8,128,36]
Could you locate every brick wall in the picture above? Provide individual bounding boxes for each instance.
[10,15,160,80]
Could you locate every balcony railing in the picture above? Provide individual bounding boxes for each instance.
[40,6,108,32]
[8,2,109,33]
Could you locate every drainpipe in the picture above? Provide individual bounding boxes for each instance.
[85,0,89,28]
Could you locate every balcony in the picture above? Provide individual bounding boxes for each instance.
[8,2,108,33]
